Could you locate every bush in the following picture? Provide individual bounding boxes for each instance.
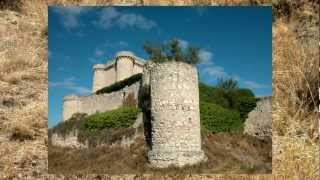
[96,73,142,94]
[84,107,141,130]
[200,102,242,134]
[199,82,229,108]
[237,97,258,121]
[50,113,87,138]
[143,38,201,65]
[199,82,257,121]
[232,89,257,121]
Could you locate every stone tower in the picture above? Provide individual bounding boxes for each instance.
[115,51,135,82]
[63,94,81,121]
[92,51,145,93]
[147,61,206,168]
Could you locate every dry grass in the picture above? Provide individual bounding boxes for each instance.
[48,133,272,174]
[272,0,319,179]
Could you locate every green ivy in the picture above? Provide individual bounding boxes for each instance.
[96,73,142,94]
[83,107,141,130]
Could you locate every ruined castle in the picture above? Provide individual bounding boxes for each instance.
[62,51,206,167]
[63,51,145,121]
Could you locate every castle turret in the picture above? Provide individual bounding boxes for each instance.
[148,61,206,168]
[63,94,81,121]
[92,64,106,93]
[115,51,135,82]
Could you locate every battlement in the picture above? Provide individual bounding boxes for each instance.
[115,51,135,59]
[93,64,106,70]
[92,51,146,93]
[64,94,81,101]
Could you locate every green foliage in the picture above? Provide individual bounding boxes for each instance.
[232,89,257,121]
[96,73,142,94]
[235,96,258,121]
[199,82,229,108]
[83,107,141,130]
[199,81,257,133]
[217,78,238,91]
[143,38,201,65]
[200,102,242,134]
[50,113,87,138]
[49,108,141,147]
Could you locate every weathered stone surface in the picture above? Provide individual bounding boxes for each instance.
[63,81,140,121]
[51,130,88,149]
[148,61,205,168]
[244,96,272,139]
[51,113,143,149]
[92,51,145,92]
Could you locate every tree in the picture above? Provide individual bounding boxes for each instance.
[143,38,201,65]
[217,78,238,91]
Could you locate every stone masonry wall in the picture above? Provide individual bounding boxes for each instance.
[147,61,205,168]
[244,96,272,139]
[51,130,88,149]
[63,81,140,121]
[92,51,145,93]
[51,113,144,149]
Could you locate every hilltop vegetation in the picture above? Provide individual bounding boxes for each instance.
[199,79,257,134]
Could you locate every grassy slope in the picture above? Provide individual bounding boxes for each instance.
[48,133,271,174]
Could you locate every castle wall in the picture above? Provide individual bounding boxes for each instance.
[92,64,107,93]
[133,63,143,75]
[63,81,140,121]
[63,95,81,122]
[148,61,205,168]
[244,96,272,139]
[116,56,134,82]
[51,130,88,149]
[104,66,116,89]
[51,113,143,149]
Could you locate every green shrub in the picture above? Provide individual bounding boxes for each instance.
[199,82,229,108]
[199,82,257,122]
[96,73,142,94]
[50,113,87,138]
[83,107,141,130]
[200,102,242,134]
[232,89,257,121]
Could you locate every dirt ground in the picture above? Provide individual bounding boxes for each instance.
[48,133,271,174]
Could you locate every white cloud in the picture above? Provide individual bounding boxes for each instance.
[243,80,269,89]
[203,66,228,78]
[199,49,213,65]
[118,41,129,47]
[95,48,104,57]
[53,6,89,30]
[96,7,156,30]
[178,39,189,50]
[49,76,91,95]
[177,39,213,65]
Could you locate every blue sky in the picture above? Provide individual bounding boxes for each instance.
[48,6,272,128]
